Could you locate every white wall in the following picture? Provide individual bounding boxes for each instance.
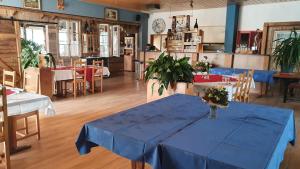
[239,1,300,30]
[148,7,227,42]
[148,1,300,42]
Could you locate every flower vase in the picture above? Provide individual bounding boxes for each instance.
[209,105,217,119]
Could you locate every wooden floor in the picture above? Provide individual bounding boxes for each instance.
[7,73,300,169]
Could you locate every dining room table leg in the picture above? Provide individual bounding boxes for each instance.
[7,116,31,154]
[283,79,289,103]
[131,161,145,169]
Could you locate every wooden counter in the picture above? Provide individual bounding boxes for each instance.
[233,54,270,70]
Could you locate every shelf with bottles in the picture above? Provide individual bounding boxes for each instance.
[235,30,262,54]
[166,29,203,53]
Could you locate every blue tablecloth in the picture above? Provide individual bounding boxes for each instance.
[76,94,295,169]
[158,102,295,169]
[76,95,210,166]
[210,67,277,84]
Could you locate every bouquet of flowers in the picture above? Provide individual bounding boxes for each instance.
[194,56,211,74]
[203,87,229,119]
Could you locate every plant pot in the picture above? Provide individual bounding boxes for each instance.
[146,79,193,103]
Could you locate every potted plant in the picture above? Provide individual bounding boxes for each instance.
[272,30,300,73]
[145,52,194,102]
[21,39,56,69]
[203,87,228,119]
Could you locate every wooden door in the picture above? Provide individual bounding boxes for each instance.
[0,20,22,86]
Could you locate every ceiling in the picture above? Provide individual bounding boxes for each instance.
[81,0,300,12]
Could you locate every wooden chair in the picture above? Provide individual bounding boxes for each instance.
[233,69,254,103]
[0,86,11,169]
[73,60,86,98]
[2,70,16,88]
[57,58,64,67]
[10,67,40,151]
[288,82,300,98]
[91,60,104,94]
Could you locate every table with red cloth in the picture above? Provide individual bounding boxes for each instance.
[194,74,237,83]
[52,66,110,84]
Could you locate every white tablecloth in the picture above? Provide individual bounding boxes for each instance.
[2,92,55,117]
[52,67,110,81]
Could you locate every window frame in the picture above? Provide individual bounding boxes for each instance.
[58,19,81,58]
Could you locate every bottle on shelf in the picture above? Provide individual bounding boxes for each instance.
[194,19,198,31]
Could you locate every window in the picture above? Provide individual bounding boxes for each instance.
[99,24,109,57]
[21,26,46,52]
[59,20,80,57]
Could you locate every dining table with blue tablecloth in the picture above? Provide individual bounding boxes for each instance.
[76,94,295,169]
[210,67,277,84]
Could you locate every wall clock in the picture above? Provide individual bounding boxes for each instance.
[152,18,166,34]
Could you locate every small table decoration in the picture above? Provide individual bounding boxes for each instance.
[203,87,229,119]
[194,60,210,75]
[194,56,212,79]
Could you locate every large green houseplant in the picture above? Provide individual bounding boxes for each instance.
[145,52,194,96]
[21,39,56,69]
[272,30,300,72]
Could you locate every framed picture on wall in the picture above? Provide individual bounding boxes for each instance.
[57,0,64,10]
[23,0,41,10]
[105,8,118,21]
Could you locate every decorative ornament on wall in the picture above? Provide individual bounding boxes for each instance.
[57,0,64,10]
[152,18,166,34]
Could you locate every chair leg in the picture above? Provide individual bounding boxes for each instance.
[92,80,95,94]
[83,82,86,96]
[73,82,77,98]
[4,137,11,169]
[36,111,40,140]
[24,117,29,134]
[101,78,103,93]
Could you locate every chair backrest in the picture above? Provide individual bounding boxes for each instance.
[233,69,254,102]
[3,70,16,88]
[233,73,246,102]
[244,69,254,96]
[57,59,64,67]
[93,60,103,76]
[73,60,86,80]
[0,86,11,169]
[23,67,40,94]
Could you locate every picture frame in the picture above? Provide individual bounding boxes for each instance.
[23,0,41,10]
[175,15,188,32]
[105,8,118,21]
[57,0,64,10]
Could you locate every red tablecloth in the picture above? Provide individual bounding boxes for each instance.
[6,89,16,95]
[194,74,237,83]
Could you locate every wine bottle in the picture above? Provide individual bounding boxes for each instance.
[194,19,198,30]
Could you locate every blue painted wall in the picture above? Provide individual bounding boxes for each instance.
[0,0,149,49]
[224,3,239,54]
